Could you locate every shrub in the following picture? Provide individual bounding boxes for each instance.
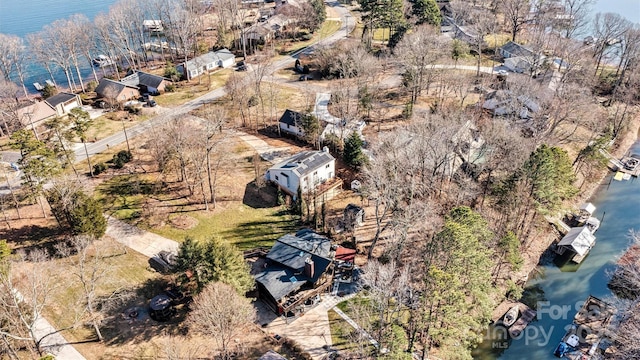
[124,105,141,115]
[113,150,133,169]
[93,162,107,175]
[165,83,176,92]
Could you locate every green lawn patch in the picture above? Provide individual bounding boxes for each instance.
[152,204,297,249]
[278,20,342,56]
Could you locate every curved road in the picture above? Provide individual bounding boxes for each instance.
[75,0,356,163]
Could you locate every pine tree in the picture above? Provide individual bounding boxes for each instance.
[412,0,442,27]
[344,132,366,167]
[174,237,254,294]
[420,206,495,358]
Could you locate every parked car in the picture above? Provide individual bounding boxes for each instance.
[236,64,247,71]
[147,99,157,107]
[299,74,312,81]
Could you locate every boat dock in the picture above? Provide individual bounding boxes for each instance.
[492,301,537,338]
[553,295,614,359]
[600,149,640,177]
[33,82,44,91]
[509,307,537,338]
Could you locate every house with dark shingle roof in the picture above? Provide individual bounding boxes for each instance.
[121,71,171,94]
[95,78,140,102]
[254,229,334,315]
[265,149,335,197]
[45,92,82,116]
[500,41,535,59]
[278,109,304,137]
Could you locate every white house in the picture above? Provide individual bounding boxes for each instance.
[265,149,336,197]
[178,49,236,79]
[279,109,305,137]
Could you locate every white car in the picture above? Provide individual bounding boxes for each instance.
[496,69,508,76]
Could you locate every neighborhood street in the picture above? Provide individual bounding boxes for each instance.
[74,0,356,163]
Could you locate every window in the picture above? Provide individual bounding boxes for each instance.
[325,164,330,168]
[275,175,279,181]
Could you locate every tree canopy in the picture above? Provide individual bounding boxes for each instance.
[411,0,442,27]
[174,237,254,294]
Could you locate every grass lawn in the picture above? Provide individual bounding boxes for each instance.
[41,239,158,343]
[84,112,148,142]
[372,28,390,42]
[154,68,233,107]
[152,204,297,249]
[277,20,342,56]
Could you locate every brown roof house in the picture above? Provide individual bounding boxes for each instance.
[95,78,140,104]
[15,92,82,129]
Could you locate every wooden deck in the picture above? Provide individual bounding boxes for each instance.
[509,307,537,338]
[555,295,614,359]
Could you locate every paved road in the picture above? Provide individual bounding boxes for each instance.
[74,0,356,164]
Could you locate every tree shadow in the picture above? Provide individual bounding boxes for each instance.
[222,218,298,249]
[0,224,66,253]
[100,277,190,346]
[243,180,278,209]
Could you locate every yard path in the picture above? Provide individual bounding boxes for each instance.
[33,315,87,360]
[226,129,292,164]
[105,216,179,258]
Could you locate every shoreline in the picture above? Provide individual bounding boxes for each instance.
[491,111,640,322]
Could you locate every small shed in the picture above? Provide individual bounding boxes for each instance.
[579,203,596,217]
[344,204,365,230]
[149,294,174,321]
[557,226,596,257]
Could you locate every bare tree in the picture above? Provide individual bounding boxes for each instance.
[592,13,630,76]
[395,25,447,107]
[0,249,59,357]
[502,0,530,42]
[0,34,29,97]
[188,282,256,359]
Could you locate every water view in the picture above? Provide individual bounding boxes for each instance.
[474,141,640,359]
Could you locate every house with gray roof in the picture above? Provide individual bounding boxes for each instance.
[121,71,171,94]
[265,148,336,197]
[177,48,235,80]
[254,229,334,314]
[45,92,82,116]
[279,109,304,137]
[500,41,535,59]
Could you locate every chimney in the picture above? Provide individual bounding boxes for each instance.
[304,257,315,279]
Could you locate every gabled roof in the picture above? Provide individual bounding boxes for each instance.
[16,101,56,125]
[266,233,332,282]
[95,78,139,97]
[215,48,235,62]
[45,92,77,107]
[256,230,334,302]
[558,226,596,256]
[279,109,303,126]
[501,41,535,58]
[122,71,170,89]
[269,150,335,178]
[183,52,219,72]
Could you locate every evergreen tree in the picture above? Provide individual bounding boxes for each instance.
[46,187,106,238]
[300,114,321,147]
[412,0,442,27]
[420,206,495,358]
[523,144,578,212]
[174,237,254,294]
[68,193,106,238]
[344,132,366,167]
[69,108,94,177]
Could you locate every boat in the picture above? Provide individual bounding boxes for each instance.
[44,79,55,88]
[33,82,44,91]
[92,54,114,67]
[502,305,519,327]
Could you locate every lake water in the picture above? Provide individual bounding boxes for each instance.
[473,140,640,360]
[0,0,118,92]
